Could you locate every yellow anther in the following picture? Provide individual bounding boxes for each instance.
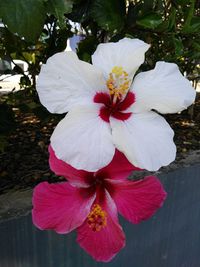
[106,66,130,102]
[123,71,128,77]
[112,66,124,77]
[87,204,107,232]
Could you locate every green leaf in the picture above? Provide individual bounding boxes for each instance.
[182,0,195,32]
[174,0,190,4]
[0,28,25,54]
[192,40,200,52]
[91,0,126,32]
[77,36,98,62]
[143,0,154,11]
[136,13,163,29]
[127,2,144,27]
[183,17,200,33]
[47,0,74,27]
[168,7,176,31]
[173,37,184,56]
[0,0,46,42]
[67,0,91,23]
[11,52,36,63]
[155,20,169,32]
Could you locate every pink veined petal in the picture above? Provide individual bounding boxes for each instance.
[49,145,93,187]
[32,182,95,234]
[107,176,167,224]
[97,149,141,181]
[77,189,125,262]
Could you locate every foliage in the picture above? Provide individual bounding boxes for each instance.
[0,0,199,149]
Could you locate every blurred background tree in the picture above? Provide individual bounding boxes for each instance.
[0,0,199,151]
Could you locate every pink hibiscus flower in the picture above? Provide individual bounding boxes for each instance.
[32,146,167,262]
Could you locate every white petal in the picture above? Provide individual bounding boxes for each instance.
[92,38,150,79]
[110,111,176,171]
[51,105,115,172]
[131,61,196,114]
[36,51,106,114]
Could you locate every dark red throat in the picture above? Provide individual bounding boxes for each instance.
[94,92,135,122]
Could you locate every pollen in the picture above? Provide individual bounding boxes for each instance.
[87,204,107,232]
[106,66,130,102]
[112,66,124,76]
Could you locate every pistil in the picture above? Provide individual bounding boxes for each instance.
[87,204,107,232]
[107,66,131,103]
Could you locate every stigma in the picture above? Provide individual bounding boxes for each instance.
[106,66,130,102]
[87,204,107,232]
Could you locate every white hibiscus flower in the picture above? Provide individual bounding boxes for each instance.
[36,38,196,172]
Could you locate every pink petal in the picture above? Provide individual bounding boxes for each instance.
[77,189,125,262]
[97,149,141,181]
[32,182,95,234]
[108,176,167,224]
[49,145,93,187]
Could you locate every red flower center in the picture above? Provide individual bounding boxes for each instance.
[94,92,135,122]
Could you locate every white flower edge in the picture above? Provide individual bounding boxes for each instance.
[110,111,176,171]
[36,51,106,114]
[130,61,196,114]
[92,38,150,79]
[50,105,115,172]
